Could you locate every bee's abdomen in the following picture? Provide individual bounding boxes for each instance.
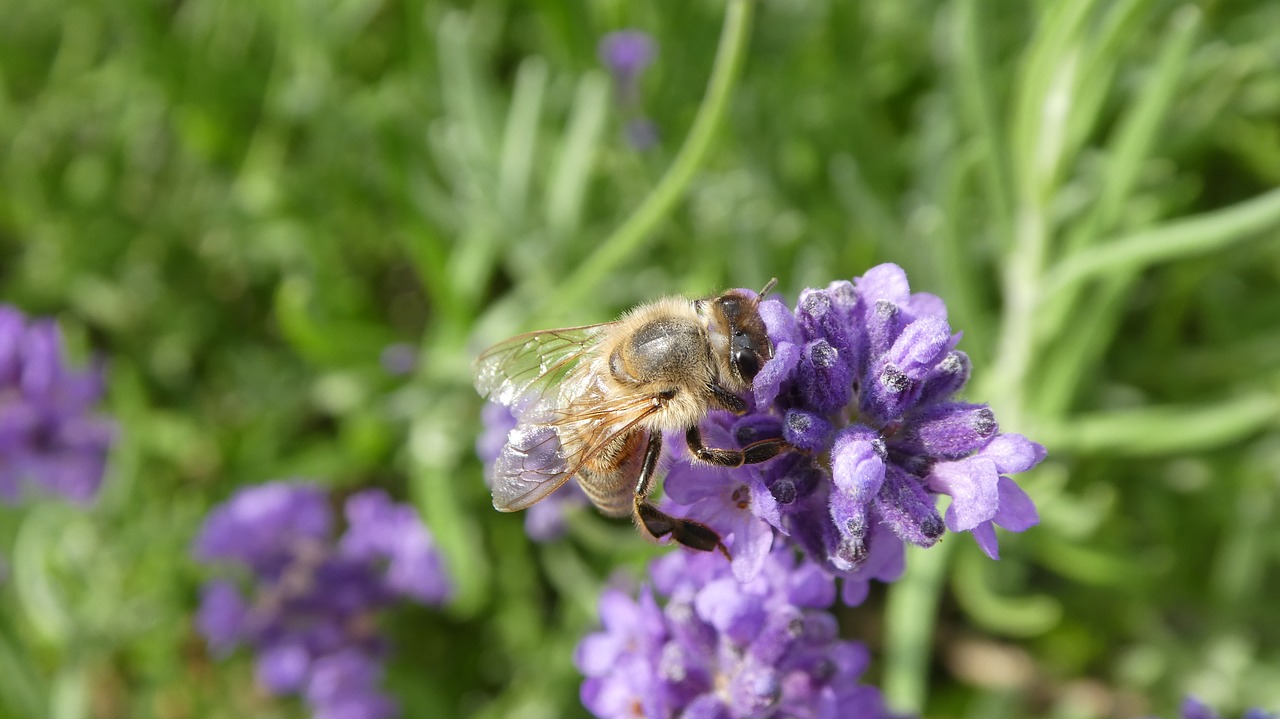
[577,431,645,517]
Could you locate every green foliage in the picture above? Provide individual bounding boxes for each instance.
[2,0,1279,717]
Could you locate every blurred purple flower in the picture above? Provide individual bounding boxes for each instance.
[478,401,588,542]
[1162,698,1278,719]
[0,306,115,505]
[598,30,656,86]
[341,489,452,603]
[598,30,660,150]
[194,481,451,718]
[624,118,660,150]
[662,265,1044,601]
[576,548,909,719]
[379,343,418,376]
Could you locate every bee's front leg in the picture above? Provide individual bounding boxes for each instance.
[685,425,788,467]
[632,432,730,558]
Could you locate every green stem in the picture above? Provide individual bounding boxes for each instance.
[883,541,955,714]
[1040,185,1280,300]
[1035,392,1280,456]
[534,0,754,322]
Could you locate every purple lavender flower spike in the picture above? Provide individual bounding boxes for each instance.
[341,489,452,603]
[577,548,909,719]
[194,481,451,719]
[599,30,656,82]
[0,306,115,505]
[193,481,332,573]
[599,30,660,150]
[652,265,1045,603]
[1167,699,1280,719]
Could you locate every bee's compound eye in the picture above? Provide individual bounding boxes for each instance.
[733,348,761,381]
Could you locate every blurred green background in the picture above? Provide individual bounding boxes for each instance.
[2,0,1279,717]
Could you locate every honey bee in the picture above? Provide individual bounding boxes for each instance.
[474,280,788,555]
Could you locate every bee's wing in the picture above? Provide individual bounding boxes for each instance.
[492,392,663,512]
[491,422,573,511]
[473,323,613,420]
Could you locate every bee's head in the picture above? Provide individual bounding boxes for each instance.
[704,281,775,390]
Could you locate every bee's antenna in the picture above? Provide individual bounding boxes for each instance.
[757,278,778,301]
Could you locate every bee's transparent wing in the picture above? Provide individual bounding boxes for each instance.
[491,393,663,512]
[491,423,573,511]
[473,324,612,420]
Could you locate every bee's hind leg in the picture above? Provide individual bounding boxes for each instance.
[633,431,731,559]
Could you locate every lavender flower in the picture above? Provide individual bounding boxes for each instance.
[598,30,656,94]
[1164,697,1277,719]
[659,266,1044,600]
[598,29,660,150]
[0,305,115,505]
[194,481,451,719]
[576,548,908,719]
[379,343,418,376]
[478,401,588,541]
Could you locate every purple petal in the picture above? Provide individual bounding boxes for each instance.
[929,456,1000,532]
[992,476,1038,532]
[747,475,783,531]
[758,298,801,346]
[663,461,727,505]
[753,341,799,408]
[855,264,911,306]
[694,578,765,646]
[682,694,732,719]
[970,521,1000,560]
[905,291,948,322]
[785,560,836,609]
[728,512,774,583]
[256,643,311,694]
[574,632,623,676]
[981,433,1047,474]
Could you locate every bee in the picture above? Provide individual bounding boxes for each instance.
[474,280,788,555]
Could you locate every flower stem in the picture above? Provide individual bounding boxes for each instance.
[535,0,754,323]
[883,540,955,714]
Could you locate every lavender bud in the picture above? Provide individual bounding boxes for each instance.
[892,402,998,460]
[783,409,832,454]
[874,467,944,547]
